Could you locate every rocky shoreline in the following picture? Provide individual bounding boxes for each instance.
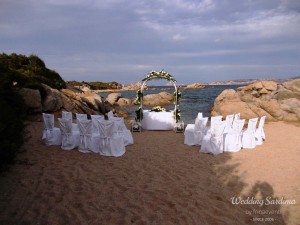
[16,78,300,122]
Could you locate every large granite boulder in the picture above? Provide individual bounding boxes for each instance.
[185,83,205,89]
[18,88,42,112]
[116,98,132,107]
[142,92,173,107]
[106,93,122,105]
[211,79,300,122]
[41,84,63,112]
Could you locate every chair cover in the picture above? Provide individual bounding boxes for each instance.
[210,115,223,130]
[184,117,208,146]
[63,111,79,131]
[242,118,258,149]
[77,119,98,153]
[233,113,240,123]
[255,116,266,145]
[96,120,125,157]
[200,120,226,155]
[58,118,80,150]
[110,117,134,146]
[197,112,203,119]
[62,111,72,121]
[76,113,88,124]
[224,114,234,133]
[91,114,105,133]
[223,119,245,152]
[107,111,114,119]
[42,113,62,145]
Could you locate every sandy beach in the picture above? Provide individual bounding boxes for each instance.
[0,117,299,225]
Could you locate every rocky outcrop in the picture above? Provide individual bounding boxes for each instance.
[142,92,173,107]
[41,84,63,112]
[122,82,147,90]
[18,83,103,115]
[185,83,205,89]
[18,88,42,112]
[105,93,122,105]
[211,79,300,122]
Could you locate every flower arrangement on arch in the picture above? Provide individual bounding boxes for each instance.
[150,106,167,112]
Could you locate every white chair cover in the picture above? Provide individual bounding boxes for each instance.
[184,117,208,146]
[76,113,88,124]
[223,119,245,152]
[210,115,223,130]
[58,118,80,150]
[107,111,114,119]
[197,112,203,119]
[77,119,98,153]
[200,120,226,155]
[110,117,134,146]
[96,120,125,157]
[224,114,234,133]
[242,118,258,149]
[233,113,241,123]
[63,111,79,131]
[255,116,266,145]
[42,113,62,145]
[62,111,72,121]
[91,114,105,133]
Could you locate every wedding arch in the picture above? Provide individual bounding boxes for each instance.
[135,70,181,123]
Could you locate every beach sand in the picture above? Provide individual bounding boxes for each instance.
[0,118,299,225]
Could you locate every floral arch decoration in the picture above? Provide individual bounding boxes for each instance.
[135,70,181,122]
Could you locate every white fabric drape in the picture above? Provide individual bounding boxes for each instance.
[200,120,226,155]
[58,118,80,150]
[42,113,62,145]
[255,116,266,145]
[109,117,134,146]
[242,118,258,149]
[223,119,245,152]
[95,120,125,157]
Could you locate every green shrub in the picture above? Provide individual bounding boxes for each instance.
[0,62,27,171]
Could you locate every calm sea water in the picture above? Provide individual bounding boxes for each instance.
[98,85,242,124]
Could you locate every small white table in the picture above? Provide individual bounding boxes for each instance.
[141,110,175,130]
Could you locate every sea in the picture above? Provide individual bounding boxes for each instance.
[98,85,243,124]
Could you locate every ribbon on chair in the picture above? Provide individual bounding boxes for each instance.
[80,134,92,149]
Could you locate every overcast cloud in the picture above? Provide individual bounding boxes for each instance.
[0,0,299,84]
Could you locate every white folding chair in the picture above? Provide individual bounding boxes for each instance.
[242,118,258,149]
[184,117,208,146]
[76,113,88,124]
[224,114,234,133]
[77,119,98,153]
[223,119,245,152]
[96,120,125,157]
[91,114,105,134]
[62,111,72,121]
[107,111,114,119]
[110,117,134,146]
[42,113,62,145]
[200,120,226,155]
[255,116,266,145]
[197,112,203,119]
[184,117,201,146]
[233,113,241,123]
[58,118,80,150]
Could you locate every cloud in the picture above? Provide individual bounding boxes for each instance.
[0,0,299,83]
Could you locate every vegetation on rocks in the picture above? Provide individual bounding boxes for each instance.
[0,53,66,90]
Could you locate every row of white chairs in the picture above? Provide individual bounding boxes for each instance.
[42,111,133,157]
[184,113,266,155]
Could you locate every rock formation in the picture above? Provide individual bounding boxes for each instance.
[18,84,104,115]
[211,79,300,121]
[185,83,205,89]
[142,92,173,107]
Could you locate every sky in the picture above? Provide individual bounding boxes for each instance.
[0,0,300,85]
